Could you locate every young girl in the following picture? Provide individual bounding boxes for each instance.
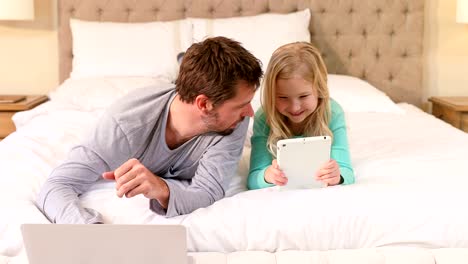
[247,42,355,189]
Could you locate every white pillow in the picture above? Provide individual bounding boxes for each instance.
[189,9,311,72]
[70,19,193,81]
[328,74,404,114]
[189,9,311,112]
[49,77,174,111]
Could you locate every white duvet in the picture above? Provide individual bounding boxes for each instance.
[1,77,468,259]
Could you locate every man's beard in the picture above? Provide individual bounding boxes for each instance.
[202,111,239,136]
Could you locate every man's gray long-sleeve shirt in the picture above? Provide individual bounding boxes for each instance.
[36,85,249,224]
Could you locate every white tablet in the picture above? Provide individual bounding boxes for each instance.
[276,136,332,189]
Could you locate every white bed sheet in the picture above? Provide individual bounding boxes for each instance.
[1,80,468,258]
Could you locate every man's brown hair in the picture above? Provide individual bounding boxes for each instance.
[175,36,263,107]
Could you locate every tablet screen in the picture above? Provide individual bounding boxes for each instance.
[276,136,331,189]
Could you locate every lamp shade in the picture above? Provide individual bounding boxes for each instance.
[0,0,34,20]
[457,0,468,23]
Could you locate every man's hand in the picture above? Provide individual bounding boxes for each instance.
[102,158,170,208]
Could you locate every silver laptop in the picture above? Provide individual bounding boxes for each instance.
[21,224,190,264]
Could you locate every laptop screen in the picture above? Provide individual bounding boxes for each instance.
[22,224,188,264]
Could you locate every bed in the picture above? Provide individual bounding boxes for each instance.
[2,0,468,263]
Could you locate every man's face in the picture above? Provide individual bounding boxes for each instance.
[203,81,256,135]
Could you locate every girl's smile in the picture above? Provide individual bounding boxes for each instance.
[289,111,304,116]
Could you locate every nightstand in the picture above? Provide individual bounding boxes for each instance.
[0,95,48,139]
[429,96,468,132]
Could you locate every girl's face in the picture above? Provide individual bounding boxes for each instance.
[275,76,318,124]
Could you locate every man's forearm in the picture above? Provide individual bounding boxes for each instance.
[36,178,103,224]
[153,176,170,209]
[149,178,220,217]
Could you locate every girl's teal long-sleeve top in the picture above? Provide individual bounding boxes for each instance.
[247,99,355,190]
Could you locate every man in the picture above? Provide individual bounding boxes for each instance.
[37,37,263,224]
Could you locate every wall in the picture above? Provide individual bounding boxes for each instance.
[0,0,467,100]
[424,0,468,106]
[0,0,57,95]
[431,0,468,97]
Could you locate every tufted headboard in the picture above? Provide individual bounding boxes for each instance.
[58,0,425,106]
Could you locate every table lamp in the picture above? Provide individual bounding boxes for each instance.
[457,0,468,23]
[0,0,34,20]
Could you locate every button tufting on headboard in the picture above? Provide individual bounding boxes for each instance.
[362,29,368,38]
[361,71,367,80]
[335,30,341,38]
[403,7,410,15]
[58,0,425,106]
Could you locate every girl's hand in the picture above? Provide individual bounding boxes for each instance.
[264,159,288,186]
[315,159,341,186]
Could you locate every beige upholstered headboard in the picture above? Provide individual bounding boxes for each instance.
[58,0,424,106]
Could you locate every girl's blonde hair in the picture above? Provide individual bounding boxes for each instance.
[262,42,332,156]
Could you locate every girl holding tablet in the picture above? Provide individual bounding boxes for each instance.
[247,42,355,189]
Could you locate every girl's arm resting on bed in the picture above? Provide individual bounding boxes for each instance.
[247,111,275,190]
[330,101,355,185]
[248,135,274,189]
